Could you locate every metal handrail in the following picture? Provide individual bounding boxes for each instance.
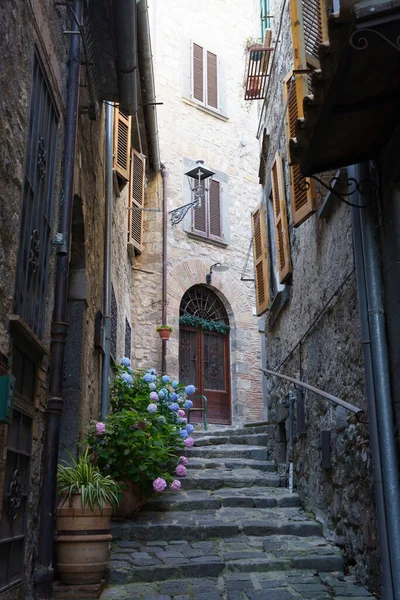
[260,368,366,421]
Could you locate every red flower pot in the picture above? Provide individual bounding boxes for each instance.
[158,329,171,340]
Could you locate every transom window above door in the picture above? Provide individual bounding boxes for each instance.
[180,286,228,323]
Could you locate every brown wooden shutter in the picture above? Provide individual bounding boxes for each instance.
[193,43,204,102]
[113,107,132,182]
[290,0,327,68]
[207,51,218,109]
[271,153,292,283]
[252,205,270,316]
[128,149,145,252]
[193,193,207,234]
[208,180,221,239]
[283,71,316,227]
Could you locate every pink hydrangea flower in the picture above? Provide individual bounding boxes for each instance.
[96,422,106,435]
[177,409,185,417]
[182,418,188,424]
[149,391,159,402]
[179,456,188,465]
[153,477,167,492]
[184,437,194,448]
[175,464,187,477]
[170,480,181,491]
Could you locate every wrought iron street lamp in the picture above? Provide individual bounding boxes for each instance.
[169,160,215,226]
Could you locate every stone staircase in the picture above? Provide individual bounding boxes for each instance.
[101,425,375,599]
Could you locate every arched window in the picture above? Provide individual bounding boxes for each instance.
[180,286,228,324]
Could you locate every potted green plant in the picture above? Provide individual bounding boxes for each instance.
[55,450,120,585]
[156,324,174,340]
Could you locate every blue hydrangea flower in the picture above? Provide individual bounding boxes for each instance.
[121,372,133,386]
[177,417,184,424]
[169,402,180,412]
[149,382,156,391]
[143,373,156,383]
[186,424,194,434]
[170,393,178,402]
[185,385,196,395]
[179,429,189,439]
[157,416,166,424]
[147,368,157,375]
[172,380,179,389]
[158,388,168,399]
[184,400,193,410]
[127,366,133,374]
[121,357,131,367]
[162,375,170,384]
[147,403,158,414]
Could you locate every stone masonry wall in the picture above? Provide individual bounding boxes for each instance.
[260,0,378,592]
[131,0,264,424]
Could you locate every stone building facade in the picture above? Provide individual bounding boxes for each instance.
[249,0,380,593]
[0,1,157,597]
[131,0,264,425]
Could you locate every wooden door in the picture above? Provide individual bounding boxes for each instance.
[179,327,231,425]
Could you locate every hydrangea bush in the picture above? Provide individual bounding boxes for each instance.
[85,359,196,496]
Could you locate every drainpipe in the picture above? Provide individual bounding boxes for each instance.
[137,0,161,172]
[36,0,83,596]
[161,164,168,374]
[351,162,400,597]
[113,0,138,115]
[100,103,114,419]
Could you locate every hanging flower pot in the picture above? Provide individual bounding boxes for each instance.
[156,325,173,340]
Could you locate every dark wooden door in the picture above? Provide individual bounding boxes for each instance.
[179,327,231,425]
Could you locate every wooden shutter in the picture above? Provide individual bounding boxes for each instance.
[252,205,270,316]
[193,194,207,234]
[283,71,316,227]
[290,0,327,69]
[206,51,218,109]
[208,180,222,239]
[113,106,131,181]
[128,149,145,252]
[271,153,292,283]
[193,43,204,102]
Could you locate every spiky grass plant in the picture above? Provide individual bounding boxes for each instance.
[57,449,120,511]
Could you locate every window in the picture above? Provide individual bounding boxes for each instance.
[113,106,131,184]
[271,153,292,283]
[14,51,59,340]
[192,179,223,242]
[128,149,145,253]
[251,204,270,316]
[282,71,316,226]
[260,0,271,40]
[125,319,131,360]
[192,43,219,110]
[110,285,117,362]
[289,0,328,69]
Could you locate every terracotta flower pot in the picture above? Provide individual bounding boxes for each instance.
[112,481,147,521]
[56,493,112,585]
[158,328,171,340]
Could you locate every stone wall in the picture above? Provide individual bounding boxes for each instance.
[259,0,378,592]
[131,0,263,424]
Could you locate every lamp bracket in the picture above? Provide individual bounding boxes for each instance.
[169,199,201,226]
[297,173,377,208]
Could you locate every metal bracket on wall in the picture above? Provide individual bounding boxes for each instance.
[297,173,378,209]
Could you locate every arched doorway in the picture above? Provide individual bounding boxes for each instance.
[179,286,231,425]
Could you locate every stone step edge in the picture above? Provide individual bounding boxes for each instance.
[106,553,344,584]
[143,493,301,510]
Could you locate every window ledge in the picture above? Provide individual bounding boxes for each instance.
[182,97,229,122]
[268,286,290,330]
[186,231,228,248]
[9,315,49,362]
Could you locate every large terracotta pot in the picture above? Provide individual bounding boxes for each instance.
[112,481,147,520]
[56,493,112,585]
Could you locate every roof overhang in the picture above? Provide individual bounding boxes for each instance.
[290,1,400,176]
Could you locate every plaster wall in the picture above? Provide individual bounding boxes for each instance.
[259,0,378,591]
[132,0,264,424]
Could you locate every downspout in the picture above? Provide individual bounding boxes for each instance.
[36,0,83,596]
[352,162,400,597]
[100,103,114,419]
[350,166,393,599]
[137,0,161,172]
[113,0,138,115]
[161,165,168,374]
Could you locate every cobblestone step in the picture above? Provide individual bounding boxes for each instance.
[143,488,301,512]
[101,570,375,598]
[111,507,323,542]
[186,458,276,472]
[193,433,268,447]
[187,445,269,461]
[181,469,285,490]
[192,426,268,438]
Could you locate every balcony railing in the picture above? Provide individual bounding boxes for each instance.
[244,43,274,100]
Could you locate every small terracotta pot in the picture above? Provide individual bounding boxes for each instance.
[112,481,147,521]
[158,328,171,340]
[56,494,112,585]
